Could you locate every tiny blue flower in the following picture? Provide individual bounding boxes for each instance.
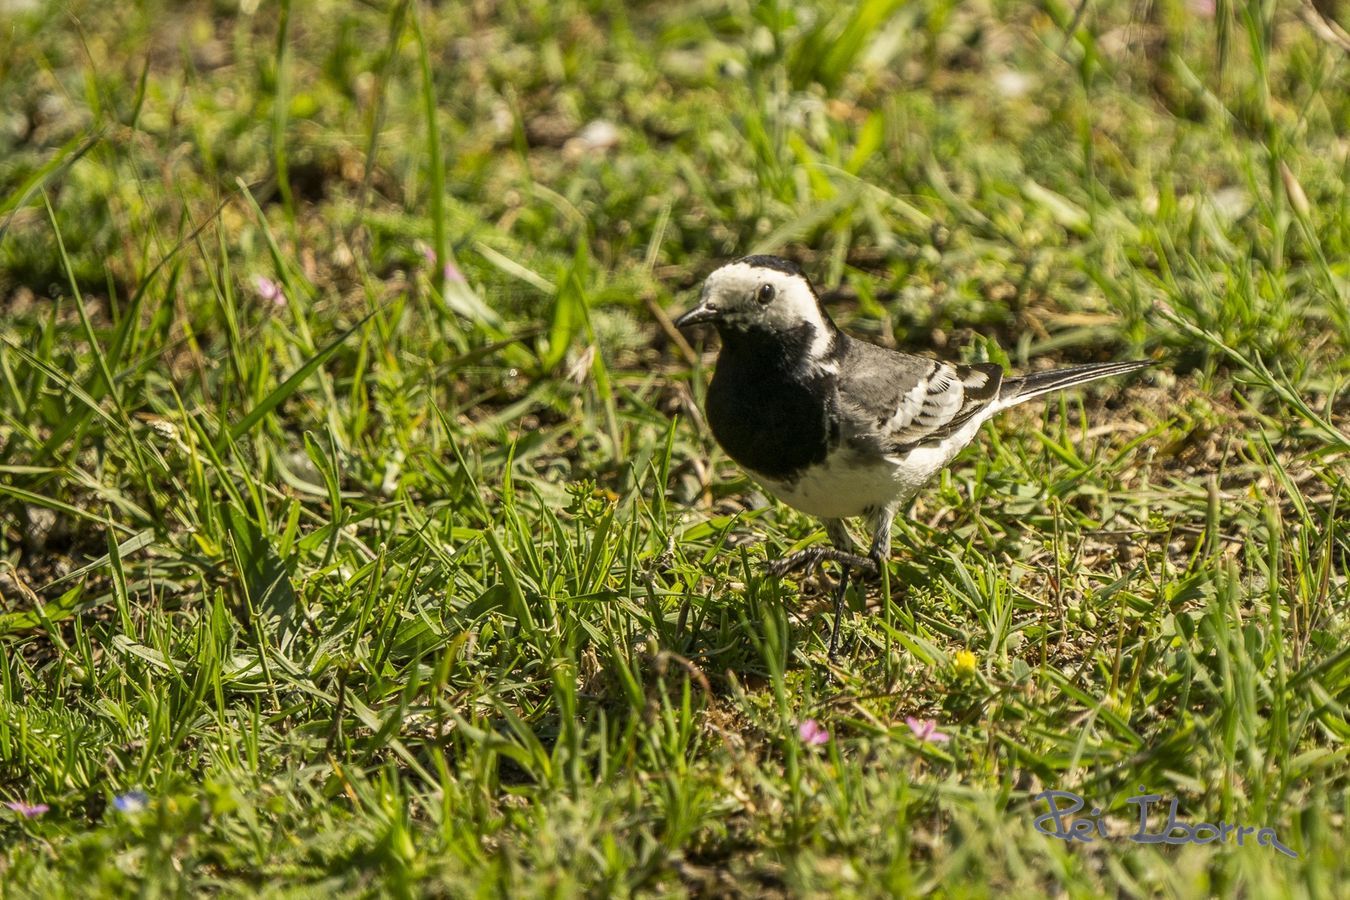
[113,790,149,814]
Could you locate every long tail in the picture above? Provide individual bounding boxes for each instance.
[998,360,1152,408]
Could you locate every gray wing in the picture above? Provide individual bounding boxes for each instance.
[834,338,1004,453]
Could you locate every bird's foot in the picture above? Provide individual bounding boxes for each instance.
[762,546,878,579]
[763,546,890,663]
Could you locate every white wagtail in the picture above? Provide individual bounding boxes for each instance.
[674,255,1150,657]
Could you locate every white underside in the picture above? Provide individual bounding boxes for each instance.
[754,414,992,520]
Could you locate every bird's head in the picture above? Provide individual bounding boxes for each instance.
[674,255,836,355]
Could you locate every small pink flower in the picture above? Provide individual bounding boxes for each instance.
[797,719,829,746]
[905,716,950,744]
[4,801,49,818]
[251,274,286,307]
[417,243,466,284]
[1187,0,1215,17]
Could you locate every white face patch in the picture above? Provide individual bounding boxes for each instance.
[701,261,835,360]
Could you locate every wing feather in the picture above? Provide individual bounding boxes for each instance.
[835,339,1004,453]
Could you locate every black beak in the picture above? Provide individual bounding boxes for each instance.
[673,302,721,329]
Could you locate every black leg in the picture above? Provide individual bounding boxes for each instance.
[761,522,890,659]
[827,564,850,660]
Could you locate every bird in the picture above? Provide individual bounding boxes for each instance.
[674,254,1151,658]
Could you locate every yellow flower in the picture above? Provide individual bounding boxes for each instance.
[953,649,978,677]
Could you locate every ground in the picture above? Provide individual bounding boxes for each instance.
[1,0,1348,896]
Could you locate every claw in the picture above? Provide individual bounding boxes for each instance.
[761,553,806,578]
[763,545,879,579]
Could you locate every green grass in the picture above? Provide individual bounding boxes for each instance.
[2,0,1348,895]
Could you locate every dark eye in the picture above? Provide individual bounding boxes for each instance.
[756,283,775,304]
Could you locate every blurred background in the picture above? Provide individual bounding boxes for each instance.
[4,0,1345,374]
